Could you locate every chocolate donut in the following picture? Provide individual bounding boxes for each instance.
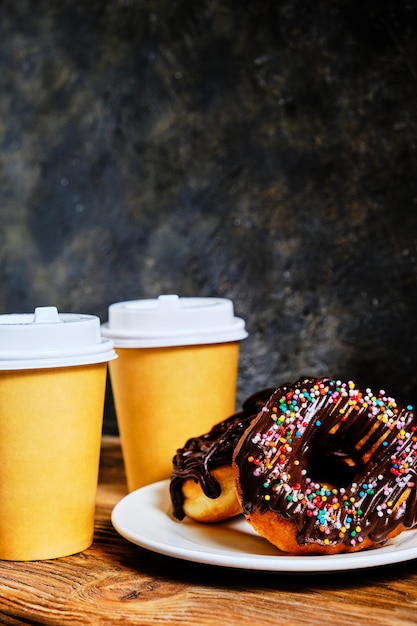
[233,377,417,554]
[170,388,274,522]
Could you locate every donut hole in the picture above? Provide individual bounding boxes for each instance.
[304,443,363,488]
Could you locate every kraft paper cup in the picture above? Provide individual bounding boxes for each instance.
[101,295,248,491]
[0,307,116,560]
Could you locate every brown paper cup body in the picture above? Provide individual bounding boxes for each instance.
[109,341,240,491]
[0,363,107,560]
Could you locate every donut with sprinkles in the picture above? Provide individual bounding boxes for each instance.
[170,387,275,523]
[233,377,417,554]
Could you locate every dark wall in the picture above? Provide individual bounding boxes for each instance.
[1,0,417,433]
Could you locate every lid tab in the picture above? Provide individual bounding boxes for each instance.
[33,306,60,324]
[157,295,180,311]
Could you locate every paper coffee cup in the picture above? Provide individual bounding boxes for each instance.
[0,307,116,560]
[102,295,248,491]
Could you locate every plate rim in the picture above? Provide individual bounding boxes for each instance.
[111,479,417,573]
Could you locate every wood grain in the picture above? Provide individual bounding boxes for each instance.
[0,437,416,625]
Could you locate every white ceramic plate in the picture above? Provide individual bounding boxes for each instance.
[111,480,417,572]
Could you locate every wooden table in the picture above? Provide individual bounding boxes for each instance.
[1,437,417,625]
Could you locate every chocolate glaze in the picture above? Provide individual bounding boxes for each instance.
[170,388,275,520]
[234,377,417,548]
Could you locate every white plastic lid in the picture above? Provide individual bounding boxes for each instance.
[101,295,248,348]
[0,306,117,370]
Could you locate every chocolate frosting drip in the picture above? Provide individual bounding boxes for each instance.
[170,388,275,520]
[234,377,417,548]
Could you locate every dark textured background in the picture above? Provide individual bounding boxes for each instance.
[1,0,417,433]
